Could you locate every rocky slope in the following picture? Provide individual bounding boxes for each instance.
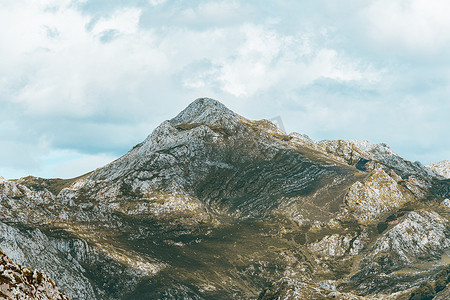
[0,248,69,299]
[0,98,449,299]
[428,160,450,179]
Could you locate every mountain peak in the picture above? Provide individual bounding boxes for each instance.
[169,97,240,126]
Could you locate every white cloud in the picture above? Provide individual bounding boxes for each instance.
[0,2,168,117]
[181,24,380,97]
[0,0,379,116]
[178,1,254,26]
[0,0,448,179]
[362,0,450,53]
[195,1,242,21]
[149,0,166,7]
[91,7,141,36]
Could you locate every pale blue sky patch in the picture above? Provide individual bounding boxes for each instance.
[99,29,120,43]
[0,0,449,179]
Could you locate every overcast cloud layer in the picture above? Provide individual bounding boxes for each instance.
[0,0,449,179]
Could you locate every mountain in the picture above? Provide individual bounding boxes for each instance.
[0,248,68,299]
[0,98,449,299]
[428,160,450,179]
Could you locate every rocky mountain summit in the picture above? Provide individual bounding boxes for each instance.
[0,98,449,299]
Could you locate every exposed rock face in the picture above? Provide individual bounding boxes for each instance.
[257,277,358,300]
[0,177,55,225]
[0,222,96,299]
[346,210,450,296]
[344,169,410,224]
[308,231,368,259]
[428,160,450,179]
[293,138,436,185]
[0,249,69,300]
[316,139,373,167]
[0,98,449,300]
[362,210,450,270]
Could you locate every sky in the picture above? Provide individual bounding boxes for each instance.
[0,0,449,179]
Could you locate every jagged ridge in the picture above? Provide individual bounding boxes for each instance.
[0,98,449,300]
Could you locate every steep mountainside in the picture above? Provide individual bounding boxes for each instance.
[0,98,449,299]
[0,249,69,299]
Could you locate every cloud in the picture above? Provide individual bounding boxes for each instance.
[90,7,141,36]
[2,4,170,118]
[0,0,449,179]
[148,0,166,7]
[361,0,450,54]
[182,24,380,97]
[0,1,171,178]
[178,1,254,26]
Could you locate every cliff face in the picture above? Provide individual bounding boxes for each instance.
[0,98,449,299]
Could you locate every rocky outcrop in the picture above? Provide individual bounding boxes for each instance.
[258,277,359,300]
[361,210,450,270]
[344,169,410,224]
[293,137,436,180]
[0,222,96,299]
[317,139,374,167]
[0,249,69,300]
[0,177,56,225]
[345,210,450,296]
[428,160,450,179]
[308,231,368,259]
